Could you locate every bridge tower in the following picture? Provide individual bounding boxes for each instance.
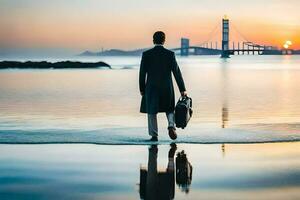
[221,16,230,58]
[181,38,190,56]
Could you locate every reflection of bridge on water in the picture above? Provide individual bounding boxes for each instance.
[172,17,285,57]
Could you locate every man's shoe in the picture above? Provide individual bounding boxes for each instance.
[150,136,158,142]
[168,143,177,158]
[168,127,177,140]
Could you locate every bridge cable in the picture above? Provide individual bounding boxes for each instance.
[197,22,221,46]
[230,22,251,43]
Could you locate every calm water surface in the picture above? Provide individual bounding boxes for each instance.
[0,55,300,143]
[0,143,299,200]
[0,55,300,200]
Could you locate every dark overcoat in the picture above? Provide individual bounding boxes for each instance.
[139,46,186,114]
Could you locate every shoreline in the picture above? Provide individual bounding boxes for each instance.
[0,140,299,145]
[1,125,299,145]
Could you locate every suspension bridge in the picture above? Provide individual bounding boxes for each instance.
[172,16,283,57]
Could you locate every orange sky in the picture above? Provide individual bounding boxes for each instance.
[0,0,299,53]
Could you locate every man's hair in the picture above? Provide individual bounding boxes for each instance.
[153,31,165,45]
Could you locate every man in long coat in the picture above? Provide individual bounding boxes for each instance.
[139,31,187,141]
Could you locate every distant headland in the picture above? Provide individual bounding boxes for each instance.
[0,61,111,69]
[79,48,147,57]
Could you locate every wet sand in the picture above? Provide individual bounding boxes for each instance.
[0,142,299,200]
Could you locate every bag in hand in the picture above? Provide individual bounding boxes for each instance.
[175,96,193,129]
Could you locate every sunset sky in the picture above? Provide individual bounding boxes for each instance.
[0,0,299,54]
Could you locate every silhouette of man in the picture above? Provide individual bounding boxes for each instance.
[139,31,187,141]
[139,144,193,200]
[139,144,176,200]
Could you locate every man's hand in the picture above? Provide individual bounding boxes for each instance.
[181,91,187,97]
[140,91,145,96]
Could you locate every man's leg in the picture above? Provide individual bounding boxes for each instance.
[148,114,158,137]
[146,145,158,200]
[166,112,177,140]
[166,112,175,128]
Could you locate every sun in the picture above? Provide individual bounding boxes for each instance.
[283,44,289,49]
[286,41,292,45]
[283,40,292,49]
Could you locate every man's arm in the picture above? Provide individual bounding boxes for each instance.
[139,53,147,95]
[171,52,186,95]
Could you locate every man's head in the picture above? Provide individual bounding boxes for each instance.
[153,31,165,45]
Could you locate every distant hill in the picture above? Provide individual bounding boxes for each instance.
[79,48,148,56]
[79,51,96,56]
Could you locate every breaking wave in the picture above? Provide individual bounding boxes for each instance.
[0,123,299,145]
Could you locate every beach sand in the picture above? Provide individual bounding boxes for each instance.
[0,142,299,200]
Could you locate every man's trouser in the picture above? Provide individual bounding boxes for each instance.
[147,112,175,136]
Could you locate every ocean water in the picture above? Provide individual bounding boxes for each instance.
[1,143,300,200]
[0,55,300,144]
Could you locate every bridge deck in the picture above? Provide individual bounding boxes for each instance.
[229,49,264,52]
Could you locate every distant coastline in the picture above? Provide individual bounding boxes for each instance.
[78,48,148,57]
[0,61,111,69]
[79,48,300,57]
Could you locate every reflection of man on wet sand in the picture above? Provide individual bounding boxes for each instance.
[139,144,192,200]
